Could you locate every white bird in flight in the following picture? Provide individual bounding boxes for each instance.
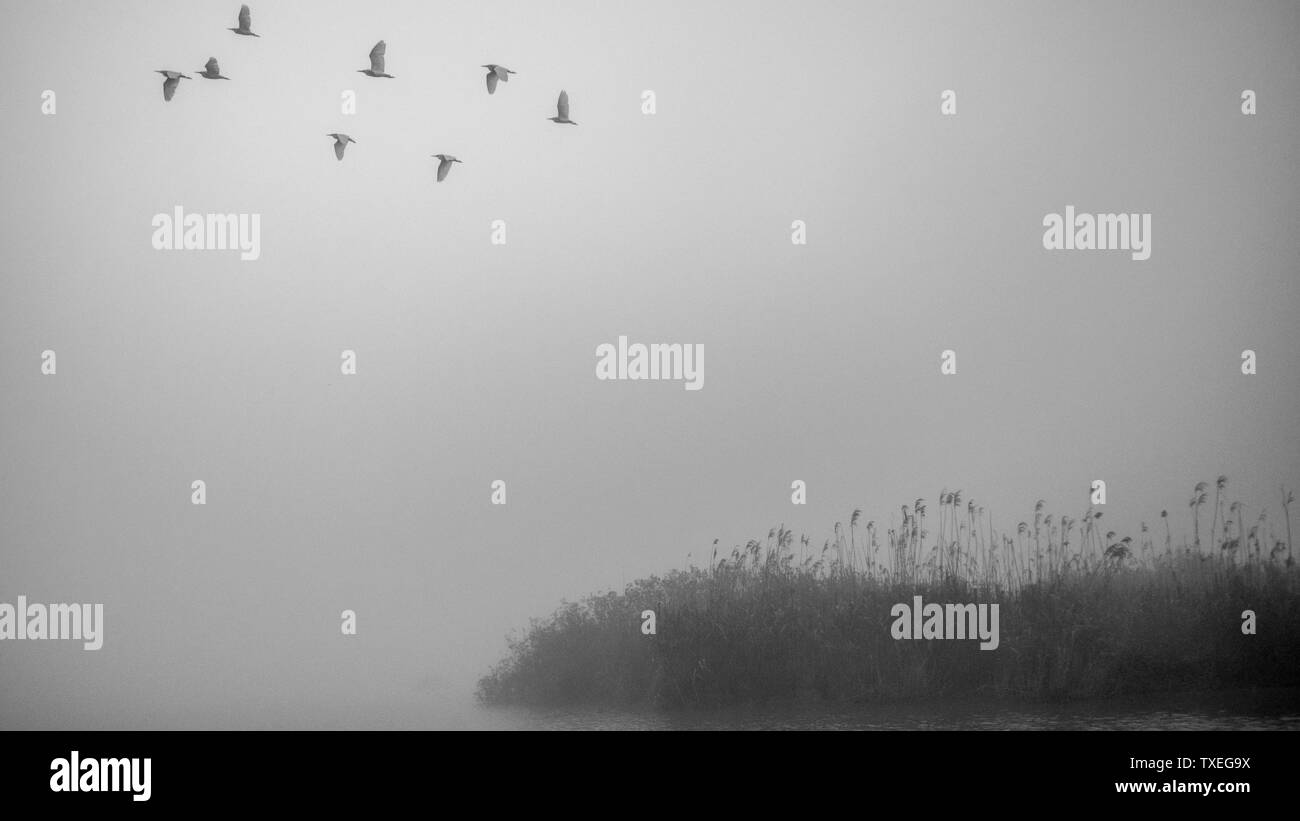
[359,41,394,78]
[482,64,515,95]
[156,70,191,101]
[432,154,462,182]
[327,133,356,161]
[197,58,230,80]
[548,90,577,124]
[229,4,259,37]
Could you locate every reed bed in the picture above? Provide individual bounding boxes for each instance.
[477,479,1300,708]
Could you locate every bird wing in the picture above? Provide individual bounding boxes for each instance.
[163,77,178,101]
[493,65,510,80]
[486,71,498,94]
[437,158,451,181]
[206,57,220,74]
[369,41,386,73]
[334,139,346,161]
[557,90,569,119]
[239,4,251,30]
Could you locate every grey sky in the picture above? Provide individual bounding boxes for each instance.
[1,0,1297,728]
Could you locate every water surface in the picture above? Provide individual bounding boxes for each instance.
[473,687,1300,730]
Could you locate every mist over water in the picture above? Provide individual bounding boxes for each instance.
[478,688,1300,731]
[1,0,1298,729]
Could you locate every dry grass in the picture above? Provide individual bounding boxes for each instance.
[477,479,1300,708]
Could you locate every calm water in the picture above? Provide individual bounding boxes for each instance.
[58,685,1295,730]
[472,687,1300,730]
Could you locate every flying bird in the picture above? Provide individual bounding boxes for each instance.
[359,41,394,78]
[548,90,577,124]
[229,4,259,36]
[432,154,462,182]
[327,133,356,161]
[482,64,515,95]
[197,58,230,80]
[156,70,191,101]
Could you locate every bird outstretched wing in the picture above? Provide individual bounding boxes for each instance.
[369,41,386,73]
[239,4,252,30]
[486,71,499,95]
[557,90,569,119]
[206,57,220,74]
[334,139,346,161]
[437,158,452,181]
[493,65,510,80]
[163,77,178,101]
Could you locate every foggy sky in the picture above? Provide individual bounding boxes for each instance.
[1,0,1297,728]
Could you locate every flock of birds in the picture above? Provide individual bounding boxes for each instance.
[154,5,578,182]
